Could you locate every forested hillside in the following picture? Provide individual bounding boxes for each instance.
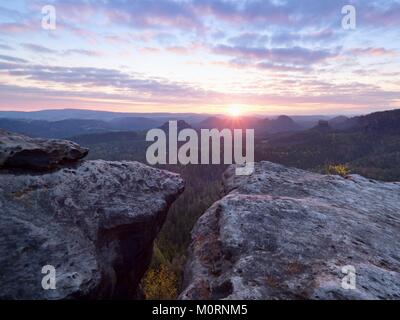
[257,109,400,181]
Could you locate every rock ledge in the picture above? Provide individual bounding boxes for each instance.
[0,132,184,299]
[0,129,88,170]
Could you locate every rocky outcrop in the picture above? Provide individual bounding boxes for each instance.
[180,162,400,300]
[0,129,88,170]
[0,132,184,299]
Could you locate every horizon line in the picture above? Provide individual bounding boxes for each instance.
[1,107,392,117]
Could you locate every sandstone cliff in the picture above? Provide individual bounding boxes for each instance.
[180,162,400,300]
[0,131,184,299]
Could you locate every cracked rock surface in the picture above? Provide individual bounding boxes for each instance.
[0,132,184,299]
[180,161,400,300]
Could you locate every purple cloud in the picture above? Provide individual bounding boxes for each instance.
[22,43,57,54]
[0,54,27,63]
[0,58,213,99]
[21,43,102,57]
[213,45,337,66]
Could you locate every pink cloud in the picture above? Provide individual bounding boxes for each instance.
[0,21,38,33]
[349,47,398,57]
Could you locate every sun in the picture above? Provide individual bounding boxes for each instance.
[227,104,243,117]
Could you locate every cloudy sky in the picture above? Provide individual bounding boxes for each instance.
[0,0,399,115]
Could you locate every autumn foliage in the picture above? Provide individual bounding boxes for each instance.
[142,264,178,300]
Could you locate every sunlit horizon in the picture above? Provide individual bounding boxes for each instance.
[0,1,399,115]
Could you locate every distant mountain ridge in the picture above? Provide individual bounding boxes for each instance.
[338,109,400,134]
[0,118,113,138]
[0,108,398,139]
[109,117,162,131]
[0,109,211,122]
[196,115,302,134]
[258,115,303,134]
[159,120,193,132]
[258,108,400,181]
[195,116,261,130]
[0,117,162,139]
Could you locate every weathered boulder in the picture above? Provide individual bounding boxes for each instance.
[180,161,400,300]
[0,129,88,170]
[0,160,184,299]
